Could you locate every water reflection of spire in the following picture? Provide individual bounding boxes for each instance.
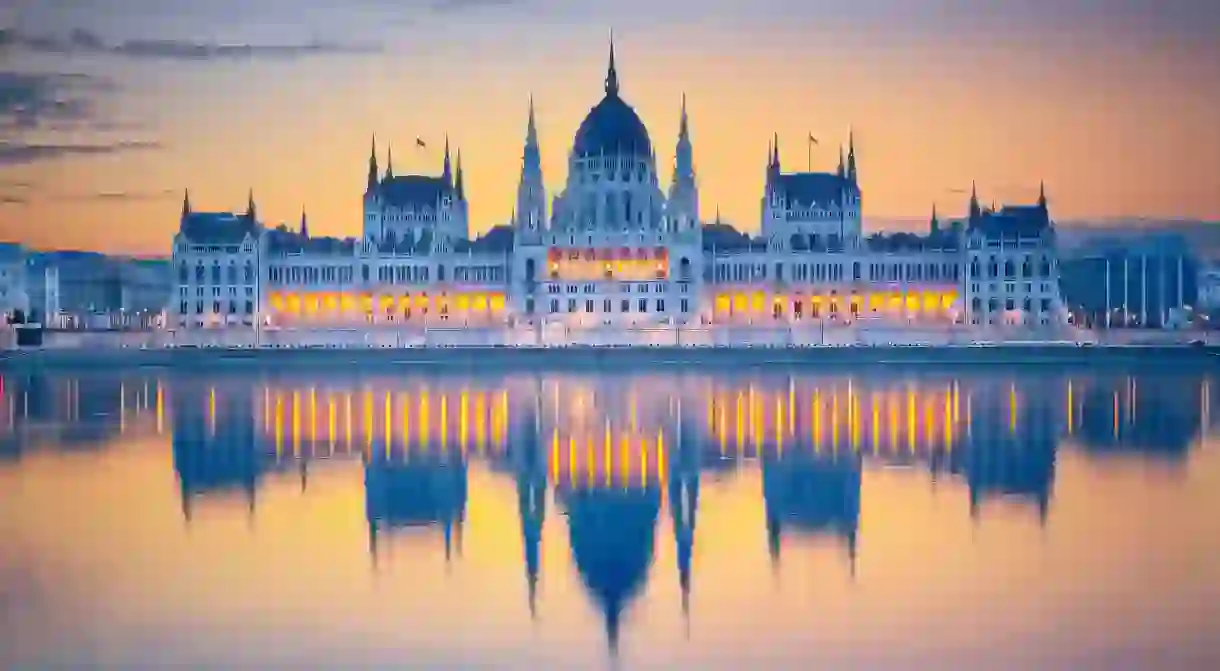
[363,447,468,568]
[761,449,862,576]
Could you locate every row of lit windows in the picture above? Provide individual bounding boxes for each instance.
[180,300,255,315]
[545,282,682,295]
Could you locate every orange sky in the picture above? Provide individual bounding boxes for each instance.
[1,1,1219,255]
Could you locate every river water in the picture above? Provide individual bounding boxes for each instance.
[1,365,1218,670]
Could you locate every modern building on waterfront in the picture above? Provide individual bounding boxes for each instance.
[171,43,1068,346]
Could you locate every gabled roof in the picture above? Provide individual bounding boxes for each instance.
[378,175,452,209]
[180,212,256,244]
[771,172,856,208]
[967,204,1051,239]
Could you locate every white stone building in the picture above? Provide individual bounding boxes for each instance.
[168,42,1068,346]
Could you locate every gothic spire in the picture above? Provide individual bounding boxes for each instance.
[847,129,857,183]
[367,134,379,191]
[385,144,394,180]
[181,188,191,220]
[1038,180,1047,209]
[605,30,619,98]
[300,206,309,237]
[443,135,453,184]
[679,93,688,138]
[245,188,256,222]
[455,149,465,201]
[526,94,538,145]
[969,181,980,219]
[772,132,780,168]
[837,145,845,178]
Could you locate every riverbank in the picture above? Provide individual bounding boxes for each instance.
[2,343,1217,371]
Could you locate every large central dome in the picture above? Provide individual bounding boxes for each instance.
[571,42,653,159]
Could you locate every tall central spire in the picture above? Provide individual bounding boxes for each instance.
[605,31,619,98]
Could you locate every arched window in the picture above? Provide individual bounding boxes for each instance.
[210,263,221,283]
[525,258,536,282]
[679,257,692,282]
[244,262,254,283]
[178,263,188,284]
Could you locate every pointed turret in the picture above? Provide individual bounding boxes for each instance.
[454,149,465,201]
[181,188,191,220]
[367,135,379,192]
[847,129,857,183]
[605,31,619,98]
[969,181,981,220]
[517,97,545,235]
[385,145,394,180]
[1038,180,1047,209]
[245,188,256,223]
[837,146,845,178]
[930,203,939,234]
[443,136,452,185]
[300,207,309,238]
[669,93,697,226]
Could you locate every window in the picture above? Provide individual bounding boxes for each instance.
[179,301,188,315]
[585,300,594,313]
[228,300,237,314]
[621,299,630,312]
[178,263,188,283]
[567,299,576,312]
[212,301,220,314]
[549,299,559,313]
[656,300,665,312]
[638,298,647,312]
[604,299,611,312]
[680,299,689,313]
[244,301,254,315]
[525,299,535,314]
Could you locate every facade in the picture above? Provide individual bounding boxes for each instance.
[0,242,28,322]
[21,251,171,329]
[170,43,1069,346]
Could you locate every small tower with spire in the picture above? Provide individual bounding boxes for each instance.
[930,203,940,235]
[443,136,452,185]
[516,95,546,241]
[455,149,465,202]
[181,188,191,221]
[385,144,394,181]
[969,181,981,221]
[367,135,379,193]
[668,93,698,230]
[245,188,256,224]
[846,129,857,183]
[1038,180,1047,210]
[300,207,309,238]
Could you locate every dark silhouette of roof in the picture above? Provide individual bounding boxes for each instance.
[180,212,257,244]
[770,172,857,208]
[968,204,1052,240]
[377,175,454,209]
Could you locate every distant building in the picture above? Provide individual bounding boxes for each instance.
[0,242,29,321]
[1198,264,1220,314]
[23,251,171,328]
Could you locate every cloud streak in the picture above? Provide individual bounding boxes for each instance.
[0,27,381,61]
[0,140,161,165]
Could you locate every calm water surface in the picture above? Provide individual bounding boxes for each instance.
[1,365,1219,670]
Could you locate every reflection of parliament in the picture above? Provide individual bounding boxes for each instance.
[1,369,1213,652]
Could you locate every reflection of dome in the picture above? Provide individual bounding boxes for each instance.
[562,486,661,655]
[571,41,652,159]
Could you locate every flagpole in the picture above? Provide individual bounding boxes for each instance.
[1105,256,1111,328]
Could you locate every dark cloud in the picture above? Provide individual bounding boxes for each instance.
[0,71,114,132]
[0,140,160,165]
[0,27,380,61]
[0,194,27,206]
